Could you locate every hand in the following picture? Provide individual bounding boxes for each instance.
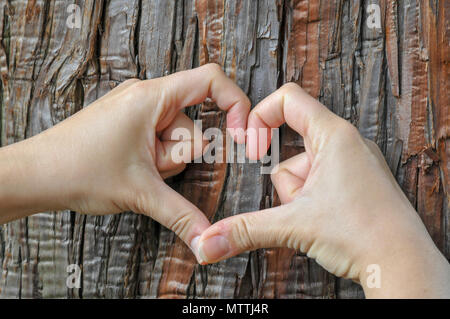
[197,83,450,298]
[0,64,250,260]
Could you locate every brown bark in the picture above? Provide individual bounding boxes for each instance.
[0,0,448,298]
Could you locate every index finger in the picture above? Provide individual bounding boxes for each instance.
[154,63,251,144]
[246,82,338,159]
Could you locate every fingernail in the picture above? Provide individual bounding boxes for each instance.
[198,236,231,263]
[190,236,202,264]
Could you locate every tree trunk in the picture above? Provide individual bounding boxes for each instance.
[0,0,448,298]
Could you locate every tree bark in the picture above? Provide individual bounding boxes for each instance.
[0,0,448,298]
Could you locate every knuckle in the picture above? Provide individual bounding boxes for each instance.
[121,89,142,106]
[281,82,301,93]
[130,191,154,216]
[161,162,187,179]
[285,201,316,250]
[364,138,379,149]
[336,120,360,140]
[130,79,149,92]
[125,82,146,99]
[176,161,188,172]
[270,165,282,183]
[123,78,140,86]
[169,211,193,239]
[129,79,161,103]
[363,138,384,158]
[173,162,188,175]
[232,215,256,250]
[203,62,223,75]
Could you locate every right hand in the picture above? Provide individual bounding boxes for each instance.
[197,83,450,298]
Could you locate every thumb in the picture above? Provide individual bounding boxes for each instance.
[148,181,211,263]
[197,203,310,264]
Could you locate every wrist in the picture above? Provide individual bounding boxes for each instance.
[358,212,450,298]
[0,135,70,221]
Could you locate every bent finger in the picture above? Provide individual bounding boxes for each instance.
[156,112,206,172]
[271,152,311,204]
[246,83,339,160]
[141,64,251,143]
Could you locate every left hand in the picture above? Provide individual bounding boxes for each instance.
[0,64,250,261]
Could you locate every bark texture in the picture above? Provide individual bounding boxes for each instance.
[0,0,448,298]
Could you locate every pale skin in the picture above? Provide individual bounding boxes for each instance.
[0,65,449,298]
